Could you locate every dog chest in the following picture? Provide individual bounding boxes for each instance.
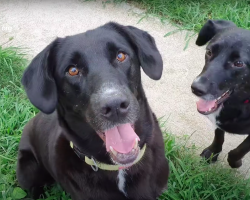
[206,106,222,127]
[117,170,127,197]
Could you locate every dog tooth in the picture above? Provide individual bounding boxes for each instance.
[110,146,117,156]
[134,138,138,148]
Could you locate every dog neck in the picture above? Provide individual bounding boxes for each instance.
[70,141,147,171]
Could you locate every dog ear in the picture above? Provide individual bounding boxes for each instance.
[108,23,163,80]
[126,26,163,80]
[21,38,62,114]
[196,20,237,46]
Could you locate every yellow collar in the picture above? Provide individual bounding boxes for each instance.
[70,141,147,171]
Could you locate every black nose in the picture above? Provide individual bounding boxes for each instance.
[101,97,130,120]
[191,77,208,97]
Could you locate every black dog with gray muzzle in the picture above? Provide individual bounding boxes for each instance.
[17,22,169,200]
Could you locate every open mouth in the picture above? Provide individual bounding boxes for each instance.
[196,90,232,115]
[97,124,140,165]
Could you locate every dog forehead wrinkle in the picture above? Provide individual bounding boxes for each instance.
[85,27,124,45]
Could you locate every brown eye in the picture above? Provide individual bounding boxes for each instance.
[206,49,212,57]
[68,66,79,76]
[117,52,127,62]
[234,61,244,68]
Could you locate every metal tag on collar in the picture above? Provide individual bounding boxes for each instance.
[91,157,99,172]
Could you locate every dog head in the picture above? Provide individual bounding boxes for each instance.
[191,20,250,115]
[22,22,163,165]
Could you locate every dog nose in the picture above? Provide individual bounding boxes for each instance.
[101,97,130,120]
[191,77,208,97]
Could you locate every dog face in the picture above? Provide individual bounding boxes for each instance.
[191,20,250,115]
[22,22,163,165]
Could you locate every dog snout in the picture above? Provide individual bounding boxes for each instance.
[100,92,130,121]
[88,84,139,130]
[191,76,209,97]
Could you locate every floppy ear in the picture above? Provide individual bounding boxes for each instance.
[196,20,237,46]
[21,38,62,114]
[108,23,163,80]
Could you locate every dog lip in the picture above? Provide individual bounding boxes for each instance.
[197,107,217,115]
[109,140,140,165]
[197,89,233,115]
[215,89,233,104]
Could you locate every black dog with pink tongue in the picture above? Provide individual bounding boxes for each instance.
[192,19,250,168]
[17,22,169,200]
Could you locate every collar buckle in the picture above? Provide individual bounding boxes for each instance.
[90,157,99,172]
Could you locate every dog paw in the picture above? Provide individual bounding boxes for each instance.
[200,148,220,163]
[30,187,44,199]
[228,151,242,168]
[228,158,242,168]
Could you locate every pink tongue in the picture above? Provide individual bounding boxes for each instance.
[105,124,140,154]
[196,99,216,112]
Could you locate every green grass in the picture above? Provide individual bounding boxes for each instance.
[1,46,250,200]
[0,46,28,90]
[162,132,250,200]
[117,0,250,33]
[0,47,37,200]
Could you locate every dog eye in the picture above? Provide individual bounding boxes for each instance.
[206,49,212,57]
[68,66,79,76]
[234,61,244,68]
[117,52,127,62]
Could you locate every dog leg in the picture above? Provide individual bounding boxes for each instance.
[227,135,250,168]
[200,128,224,162]
[16,149,54,199]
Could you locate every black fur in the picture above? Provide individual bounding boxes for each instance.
[192,19,250,168]
[17,22,169,200]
